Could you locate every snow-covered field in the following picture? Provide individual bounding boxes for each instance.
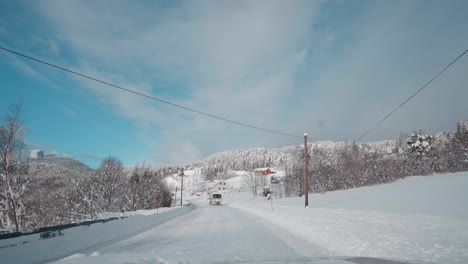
[225,175,244,189]
[228,171,468,264]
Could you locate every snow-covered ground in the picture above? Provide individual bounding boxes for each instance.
[224,168,286,190]
[228,171,468,264]
[51,198,331,264]
[0,205,194,264]
[225,175,244,189]
[2,171,466,264]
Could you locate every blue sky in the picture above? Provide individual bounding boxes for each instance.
[1,0,467,168]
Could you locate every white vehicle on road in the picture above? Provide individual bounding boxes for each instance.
[209,193,222,205]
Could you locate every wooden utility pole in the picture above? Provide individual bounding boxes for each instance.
[304,133,309,208]
[174,187,178,207]
[180,169,184,206]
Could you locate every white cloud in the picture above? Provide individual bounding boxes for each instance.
[47,38,60,55]
[294,0,468,141]
[32,0,321,163]
[60,104,77,118]
[24,0,468,164]
[167,142,202,165]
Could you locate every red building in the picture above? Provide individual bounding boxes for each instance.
[255,168,276,175]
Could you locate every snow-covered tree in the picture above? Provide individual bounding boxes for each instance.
[0,103,28,233]
[284,144,309,197]
[94,156,125,212]
[446,121,468,171]
[21,157,91,227]
[68,157,124,220]
[407,130,434,157]
[406,130,434,175]
[70,173,102,220]
[242,171,259,196]
[122,165,172,211]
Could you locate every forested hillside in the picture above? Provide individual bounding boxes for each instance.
[194,121,468,197]
[29,157,91,174]
[0,104,174,233]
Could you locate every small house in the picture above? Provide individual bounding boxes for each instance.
[212,180,231,192]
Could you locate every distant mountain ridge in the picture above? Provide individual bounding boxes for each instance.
[29,157,91,175]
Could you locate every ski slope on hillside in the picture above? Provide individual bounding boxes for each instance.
[228,172,468,264]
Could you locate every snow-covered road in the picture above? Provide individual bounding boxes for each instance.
[54,199,331,264]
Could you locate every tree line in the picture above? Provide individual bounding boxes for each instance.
[0,103,173,233]
[283,124,468,197]
[194,121,468,199]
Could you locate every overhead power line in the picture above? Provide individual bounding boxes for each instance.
[0,46,303,139]
[356,49,468,141]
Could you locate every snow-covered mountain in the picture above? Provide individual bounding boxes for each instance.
[29,149,44,159]
[29,157,91,175]
[191,139,397,177]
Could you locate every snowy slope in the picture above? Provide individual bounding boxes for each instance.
[225,175,244,189]
[228,172,468,264]
[278,172,468,217]
[29,157,91,172]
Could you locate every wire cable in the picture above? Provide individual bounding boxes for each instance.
[355,49,468,141]
[0,46,303,139]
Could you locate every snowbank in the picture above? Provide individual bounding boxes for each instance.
[0,205,194,264]
[225,175,244,189]
[229,172,468,264]
[97,206,182,219]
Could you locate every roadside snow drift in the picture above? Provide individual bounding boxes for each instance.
[0,205,194,264]
[229,172,468,264]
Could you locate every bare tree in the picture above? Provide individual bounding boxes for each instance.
[69,156,124,220]
[123,165,172,211]
[242,171,259,196]
[0,103,28,232]
[259,174,268,188]
[95,156,124,212]
[70,172,102,220]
